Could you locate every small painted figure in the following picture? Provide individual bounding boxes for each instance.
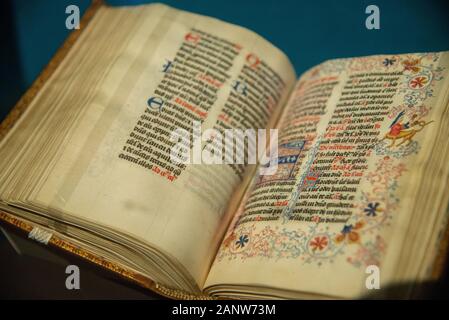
[380,110,433,148]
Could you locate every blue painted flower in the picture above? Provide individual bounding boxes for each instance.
[336,222,363,243]
[235,235,249,248]
[383,58,396,67]
[364,202,380,217]
[341,225,353,234]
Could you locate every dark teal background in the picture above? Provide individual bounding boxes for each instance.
[1,0,448,121]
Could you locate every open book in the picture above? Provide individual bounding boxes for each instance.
[1,2,449,299]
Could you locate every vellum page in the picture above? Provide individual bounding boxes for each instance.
[205,52,449,298]
[27,4,295,288]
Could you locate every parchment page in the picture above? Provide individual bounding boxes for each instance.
[30,4,296,287]
[205,52,449,298]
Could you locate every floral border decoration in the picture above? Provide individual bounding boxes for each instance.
[216,53,445,269]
